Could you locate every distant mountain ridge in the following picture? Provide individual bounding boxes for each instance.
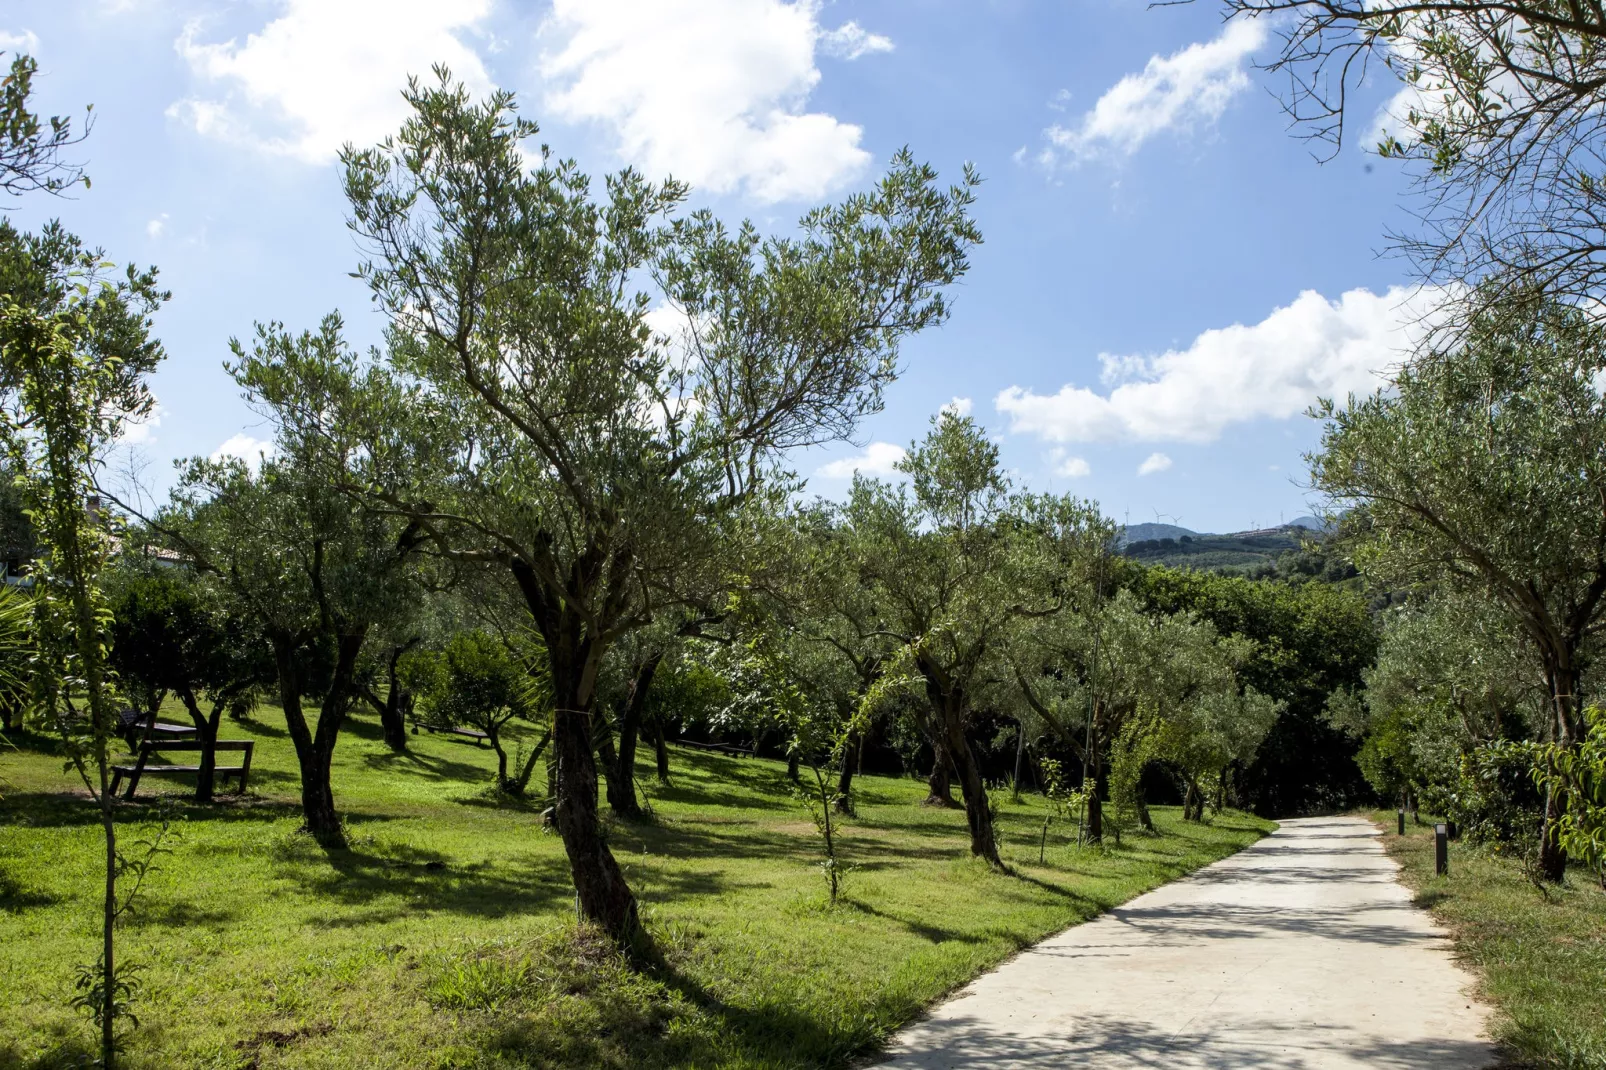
[1115,515,1332,573]
[1117,515,1328,546]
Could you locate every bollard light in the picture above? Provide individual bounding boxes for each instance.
[1398,809,1406,836]
[1434,823,1449,876]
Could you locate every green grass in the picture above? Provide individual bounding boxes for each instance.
[0,704,1271,1069]
[1372,812,1606,1070]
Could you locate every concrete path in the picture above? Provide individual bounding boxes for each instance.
[877,816,1497,1069]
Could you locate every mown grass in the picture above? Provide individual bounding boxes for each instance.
[0,704,1270,1070]
[1372,812,1606,1070]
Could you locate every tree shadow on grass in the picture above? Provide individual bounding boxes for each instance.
[226,710,288,738]
[0,1027,99,1070]
[268,838,576,921]
[363,747,492,785]
[0,870,59,911]
[121,898,239,931]
[0,791,304,829]
[842,898,989,946]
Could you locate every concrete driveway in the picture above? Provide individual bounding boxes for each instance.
[877,816,1497,1069]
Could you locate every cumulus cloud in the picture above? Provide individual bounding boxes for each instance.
[1041,19,1266,165]
[940,396,973,418]
[0,30,41,54]
[1049,448,1091,478]
[996,285,1445,444]
[146,214,168,239]
[119,406,164,447]
[540,0,884,202]
[170,0,494,164]
[211,433,276,471]
[1137,452,1172,476]
[817,441,905,479]
[819,21,893,60]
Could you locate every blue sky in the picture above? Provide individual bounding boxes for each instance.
[6,0,1424,533]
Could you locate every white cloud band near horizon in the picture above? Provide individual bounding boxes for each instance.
[997,285,1443,444]
[1041,18,1267,165]
[817,441,905,479]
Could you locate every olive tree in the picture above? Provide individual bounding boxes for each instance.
[845,412,1106,866]
[149,321,429,847]
[244,72,980,944]
[1218,0,1606,318]
[1313,292,1606,878]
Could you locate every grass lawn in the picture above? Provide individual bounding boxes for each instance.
[1371,812,1606,1070]
[1,705,1271,1070]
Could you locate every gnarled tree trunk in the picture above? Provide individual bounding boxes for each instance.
[274,630,365,848]
[1538,659,1583,881]
[924,740,956,807]
[653,720,670,782]
[601,652,661,819]
[946,723,1001,867]
[834,732,856,816]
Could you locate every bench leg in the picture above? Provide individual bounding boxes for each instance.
[110,769,124,797]
[237,745,254,795]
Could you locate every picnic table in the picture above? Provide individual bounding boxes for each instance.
[117,707,198,746]
[111,707,255,799]
[111,739,255,799]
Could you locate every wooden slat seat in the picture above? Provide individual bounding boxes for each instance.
[111,739,255,799]
[412,722,490,746]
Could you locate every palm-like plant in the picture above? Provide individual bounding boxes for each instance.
[0,583,32,734]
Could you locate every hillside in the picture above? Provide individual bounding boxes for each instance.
[1118,523,1318,571]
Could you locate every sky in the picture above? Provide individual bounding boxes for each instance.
[4,0,1427,534]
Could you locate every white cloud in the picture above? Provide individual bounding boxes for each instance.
[170,0,494,164]
[996,285,1446,444]
[1049,448,1091,478]
[817,441,905,479]
[1041,19,1266,165]
[146,213,168,239]
[940,396,973,418]
[0,30,41,54]
[211,433,275,471]
[818,21,893,61]
[540,0,880,202]
[1137,452,1172,476]
[119,406,164,447]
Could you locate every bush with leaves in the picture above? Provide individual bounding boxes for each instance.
[1528,706,1606,886]
[418,630,551,796]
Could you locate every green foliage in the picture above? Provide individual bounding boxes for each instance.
[0,50,91,196]
[105,564,270,727]
[1129,564,1378,813]
[423,630,545,730]
[1313,293,1606,742]
[0,216,165,1067]
[0,582,30,731]
[1530,706,1606,885]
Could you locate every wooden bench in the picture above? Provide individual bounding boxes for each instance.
[676,738,756,758]
[411,722,490,746]
[111,739,255,800]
